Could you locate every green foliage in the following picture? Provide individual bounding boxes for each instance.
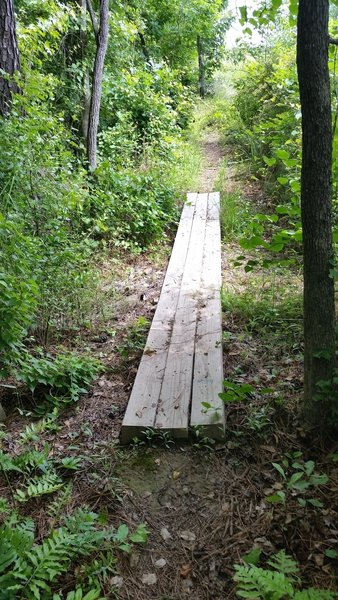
[234,549,337,599]
[219,381,254,404]
[118,317,149,360]
[220,187,253,241]
[131,428,174,449]
[266,454,328,506]
[221,283,302,340]
[15,472,64,502]
[90,169,177,249]
[0,218,38,371]
[15,351,102,413]
[0,510,148,599]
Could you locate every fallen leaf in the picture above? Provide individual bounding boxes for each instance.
[160,527,172,541]
[180,531,196,542]
[180,563,192,578]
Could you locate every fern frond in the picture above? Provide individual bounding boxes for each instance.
[47,482,73,521]
[19,522,110,597]
[0,450,22,473]
[234,564,294,599]
[267,550,299,577]
[294,589,338,599]
[15,472,64,502]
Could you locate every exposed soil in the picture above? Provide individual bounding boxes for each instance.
[200,131,224,192]
[1,131,337,599]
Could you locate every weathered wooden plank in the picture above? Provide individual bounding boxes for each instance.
[154,194,208,438]
[190,192,224,439]
[120,194,197,443]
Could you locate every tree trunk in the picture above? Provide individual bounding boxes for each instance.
[79,0,91,142]
[0,0,20,117]
[197,35,206,98]
[297,0,336,428]
[87,0,109,170]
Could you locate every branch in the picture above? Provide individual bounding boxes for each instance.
[329,37,338,46]
[86,0,99,39]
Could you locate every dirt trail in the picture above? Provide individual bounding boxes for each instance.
[114,134,336,599]
[200,131,224,192]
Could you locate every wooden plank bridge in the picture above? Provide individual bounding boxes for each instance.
[121,192,224,443]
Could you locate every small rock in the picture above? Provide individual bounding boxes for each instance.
[160,527,172,541]
[155,558,167,568]
[180,531,196,542]
[182,486,190,495]
[172,470,181,480]
[181,578,193,593]
[142,573,157,586]
[111,576,123,588]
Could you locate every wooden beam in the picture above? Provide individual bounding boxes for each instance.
[154,194,208,438]
[190,193,224,439]
[120,194,197,443]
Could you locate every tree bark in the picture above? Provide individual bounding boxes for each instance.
[197,35,206,98]
[0,0,20,117]
[87,0,109,170]
[297,0,336,428]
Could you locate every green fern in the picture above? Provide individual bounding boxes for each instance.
[234,564,294,599]
[15,473,64,502]
[294,591,338,599]
[0,510,113,599]
[0,450,22,473]
[47,482,73,521]
[19,410,59,445]
[0,510,147,599]
[234,551,338,600]
[267,550,299,580]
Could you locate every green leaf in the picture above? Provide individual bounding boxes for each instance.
[325,549,338,559]
[266,491,285,504]
[242,547,262,566]
[115,524,129,542]
[272,463,286,479]
[307,498,323,508]
[275,149,290,160]
[263,155,276,167]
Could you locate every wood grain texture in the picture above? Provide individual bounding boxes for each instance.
[154,194,208,438]
[190,193,224,438]
[121,192,224,443]
[120,194,197,443]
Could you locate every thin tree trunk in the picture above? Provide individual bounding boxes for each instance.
[79,0,91,142]
[0,0,20,117]
[87,0,109,170]
[197,35,206,98]
[297,0,336,428]
[82,71,91,141]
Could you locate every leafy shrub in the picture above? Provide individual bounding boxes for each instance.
[0,218,38,372]
[15,351,102,413]
[88,169,177,249]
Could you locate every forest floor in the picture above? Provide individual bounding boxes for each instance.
[2,129,338,599]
